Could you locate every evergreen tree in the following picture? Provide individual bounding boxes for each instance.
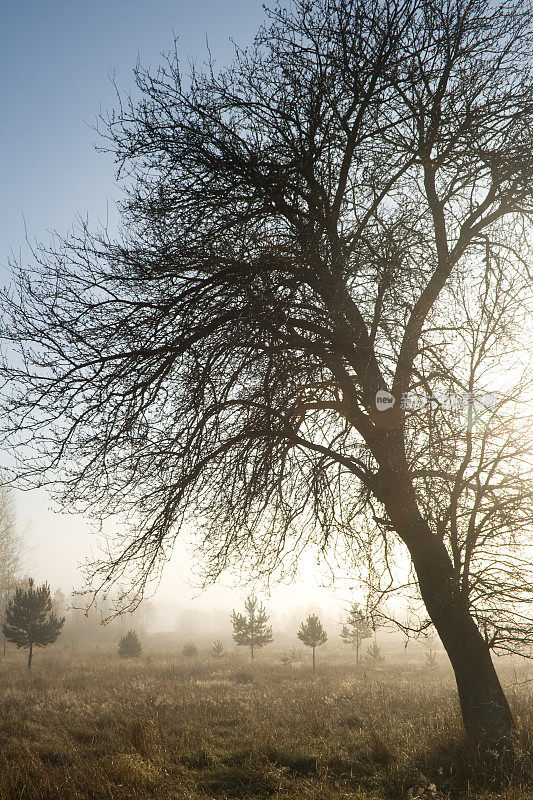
[340,604,372,665]
[230,595,273,660]
[118,629,142,658]
[211,640,224,658]
[297,614,327,673]
[2,579,65,669]
[182,641,198,657]
[425,649,437,668]
[51,588,68,620]
[365,641,385,666]
[280,646,302,667]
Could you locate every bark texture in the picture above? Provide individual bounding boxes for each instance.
[379,459,514,742]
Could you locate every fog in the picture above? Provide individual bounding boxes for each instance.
[15,486,384,637]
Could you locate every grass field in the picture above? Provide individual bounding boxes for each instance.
[0,645,531,800]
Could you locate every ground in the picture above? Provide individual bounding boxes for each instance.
[0,644,531,799]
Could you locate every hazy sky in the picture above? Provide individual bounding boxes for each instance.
[0,1,356,618]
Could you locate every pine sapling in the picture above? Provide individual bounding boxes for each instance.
[230,594,273,660]
[211,640,224,658]
[118,629,142,658]
[297,614,327,673]
[340,604,372,665]
[2,579,65,669]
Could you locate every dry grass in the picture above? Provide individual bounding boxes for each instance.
[0,646,530,800]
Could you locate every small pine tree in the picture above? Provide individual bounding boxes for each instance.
[230,594,273,660]
[423,634,439,668]
[211,640,224,658]
[365,641,385,666]
[340,604,372,665]
[183,641,198,657]
[118,629,142,658]
[2,579,65,669]
[280,646,302,666]
[280,651,292,666]
[297,614,327,673]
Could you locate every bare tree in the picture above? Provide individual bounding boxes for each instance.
[2,0,533,745]
[0,488,24,656]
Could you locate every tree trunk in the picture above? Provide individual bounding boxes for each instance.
[411,535,513,743]
[28,643,33,670]
[251,642,254,661]
[356,640,359,665]
[3,634,6,658]
[380,465,514,744]
[312,646,315,674]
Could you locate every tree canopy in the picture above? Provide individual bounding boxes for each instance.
[1,0,533,743]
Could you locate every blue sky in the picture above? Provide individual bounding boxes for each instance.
[0,1,265,265]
